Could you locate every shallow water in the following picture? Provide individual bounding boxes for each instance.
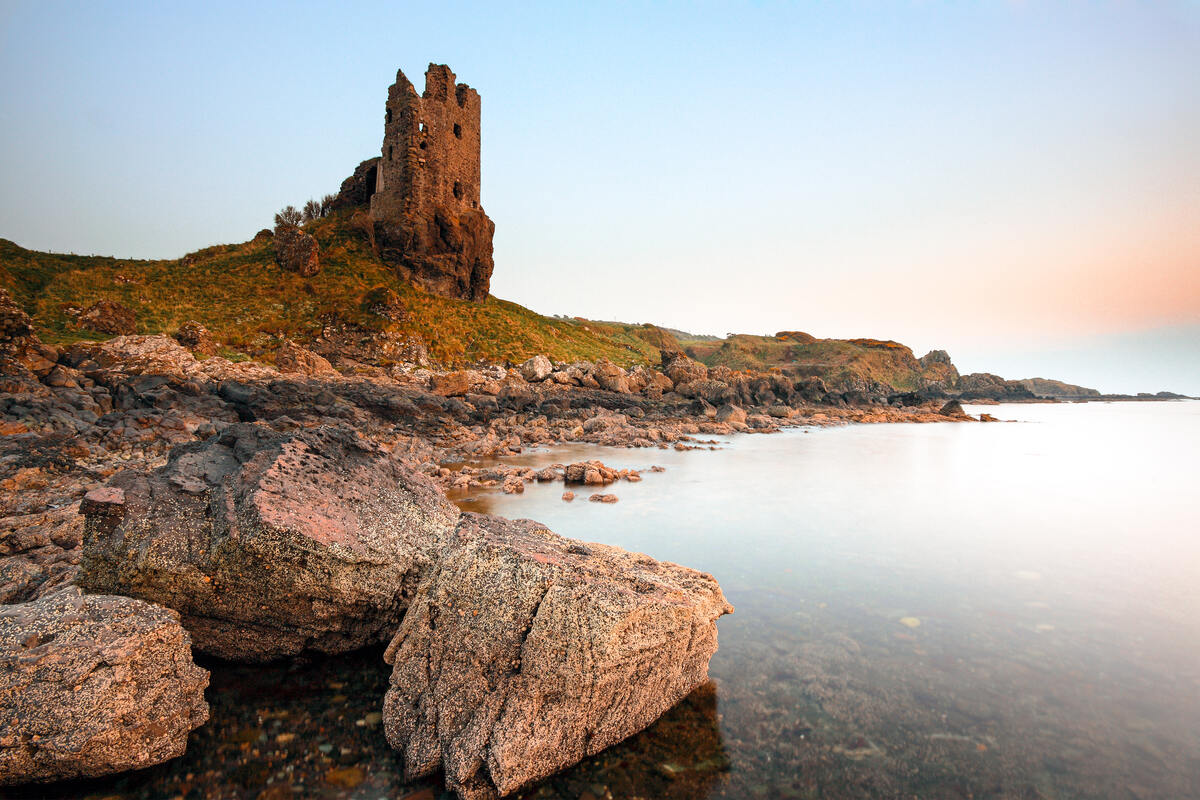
[22,401,1200,800]
[469,401,1200,799]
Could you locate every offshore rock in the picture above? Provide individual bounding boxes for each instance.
[939,399,966,417]
[0,587,209,784]
[383,513,733,800]
[79,424,459,661]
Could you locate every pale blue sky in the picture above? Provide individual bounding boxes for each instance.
[1,1,1197,393]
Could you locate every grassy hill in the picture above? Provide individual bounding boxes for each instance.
[1,212,958,392]
[0,212,668,368]
[680,331,946,392]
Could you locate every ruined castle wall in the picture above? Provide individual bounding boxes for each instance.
[366,63,494,302]
[371,64,482,222]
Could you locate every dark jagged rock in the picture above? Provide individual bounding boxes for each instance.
[375,208,495,302]
[939,399,966,417]
[662,351,707,387]
[273,339,337,376]
[77,299,135,336]
[0,288,57,379]
[918,348,960,389]
[79,424,459,662]
[383,513,733,800]
[331,157,381,211]
[172,320,217,356]
[0,288,34,342]
[0,587,209,784]
[273,223,320,277]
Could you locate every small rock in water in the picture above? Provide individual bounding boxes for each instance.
[588,493,619,503]
[562,491,576,502]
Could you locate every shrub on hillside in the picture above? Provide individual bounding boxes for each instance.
[274,205,302,227]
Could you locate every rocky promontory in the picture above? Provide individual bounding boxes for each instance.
[1,298,756,793]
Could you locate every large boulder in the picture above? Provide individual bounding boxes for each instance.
[274,223,320,277]
[383,513,733,800]
[77,299,136,335]
[0,288,56,378]
[938,399,966,418]
[0,288,34,343]
[676,378,735,406]
[715,403,747,425]
[79,424,459,661]
[662,352,707,388]
[518,355,553,382]
[592,358,630,394]
[274,339,337,376]
[172,320,218,356]
[360,285,406,321]
[0,587,209,784]
[430,370,475,397]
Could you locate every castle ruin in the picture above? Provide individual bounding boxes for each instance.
[336,64,495,302]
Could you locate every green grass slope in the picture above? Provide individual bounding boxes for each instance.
[2,214,958,390]
[683,332,943,392]
[0,212,668,368]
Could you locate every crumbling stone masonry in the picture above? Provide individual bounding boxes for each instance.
[366,64,495,302]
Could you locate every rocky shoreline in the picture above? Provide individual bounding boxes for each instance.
[1,293,978,797]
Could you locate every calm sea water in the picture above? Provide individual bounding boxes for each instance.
[463,401,1200,799]
[27,401,1199,800]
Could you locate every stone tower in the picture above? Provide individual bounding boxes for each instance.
[369,64,495,302]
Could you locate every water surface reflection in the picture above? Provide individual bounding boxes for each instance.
[463,401,1200,799]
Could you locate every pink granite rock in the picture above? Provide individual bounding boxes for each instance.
[79,424,459,661]
[383,513,733,799]
[0,587,208,784]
